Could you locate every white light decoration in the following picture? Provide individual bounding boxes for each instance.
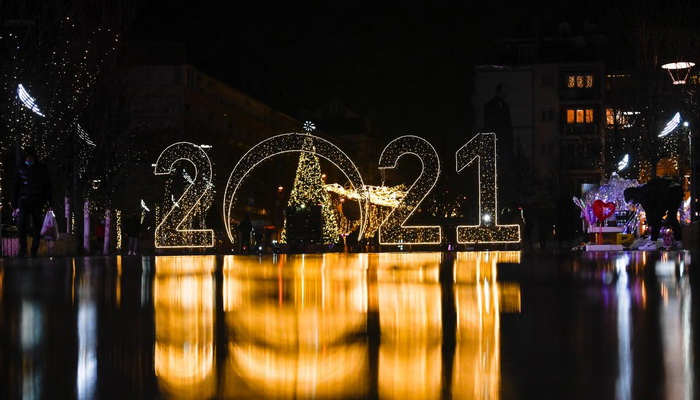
[222,133,368,243]
[659,112,681,137]
[141,199,150,212]
[303,121,316,132]
[377,135,441,244]
[455,132,520,243]
[617,154,629,171]
[154,142,215,248]
[16,84,45,117]
[77,124,95,147]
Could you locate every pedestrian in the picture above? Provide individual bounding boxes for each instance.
[13,146,53,257]
[624,176,684,250]
[124,212,141,255]
[484,83,514,173]
[238,214,252,253]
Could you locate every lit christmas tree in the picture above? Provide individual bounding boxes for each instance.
[281,125,339,244]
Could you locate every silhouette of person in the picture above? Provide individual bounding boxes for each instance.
[238,215,252,252]
[484,83,514,172]
[624,177,684,250]
[13,146,53,257]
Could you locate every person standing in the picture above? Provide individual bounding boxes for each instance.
[624,176,684,250]
[484,83,514,172]
[124,212,141,255]
[13,146,52,257]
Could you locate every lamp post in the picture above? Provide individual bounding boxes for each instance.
[661,61,697,222]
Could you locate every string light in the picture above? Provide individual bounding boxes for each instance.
[223,132,368,244]
[153,142,215,248]
[16,84,45,117]
[280,134,340,244]
[455,133,520,243]
[377,135,442,244]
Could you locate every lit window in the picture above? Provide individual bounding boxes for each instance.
[566,108,594,124]
[606,109,614,125]
[566,74,595,88]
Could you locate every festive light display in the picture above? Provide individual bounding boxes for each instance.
[455,133,520,243]
[377,135,442,244]
[325,183,407,239]
[281,134,340,244]
[17,84,45,117]
[223,133,368,243]
[617,154,630,171]
[659,112,681,137]
[153,142,215,248]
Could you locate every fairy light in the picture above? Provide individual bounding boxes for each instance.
[456,132,520,243]
[223,132,368,244]
[377,135,442,244]
[325,183,407,239]
[153,142,215,248]
[280,134,340,244]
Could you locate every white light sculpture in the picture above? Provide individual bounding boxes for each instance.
[659,112,681,137]
[455,132,520,243]
[617,154,629,171]
[661,61,695,85]
[153,142,215,248]
[17,84,45,117]
[377,135,442,244]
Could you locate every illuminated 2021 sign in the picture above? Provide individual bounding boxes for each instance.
[154,132,520,248]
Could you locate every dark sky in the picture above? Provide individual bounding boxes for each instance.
[127,2,603,149]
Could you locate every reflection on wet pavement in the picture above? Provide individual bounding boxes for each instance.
[0,250,697,399]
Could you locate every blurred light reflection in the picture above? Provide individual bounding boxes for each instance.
[154,256,216,399]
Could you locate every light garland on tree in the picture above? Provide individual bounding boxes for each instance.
[377,135,442,244]
[153,142,215,248]
[456,133,520,244]
[280,133,340,244]
[222,132,368,244]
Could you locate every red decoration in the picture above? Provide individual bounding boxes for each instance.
[592,199,616,222]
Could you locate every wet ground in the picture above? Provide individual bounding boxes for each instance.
[0,250,698,399]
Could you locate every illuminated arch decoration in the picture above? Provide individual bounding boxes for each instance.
[455,133,520,243]
[378,135,441,244]
[154,142,215,248]
[223,133,368,243]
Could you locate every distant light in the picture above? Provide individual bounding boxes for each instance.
[140,199,150,212]
[482,213,492,223]
[199,144,212,149]
[617,154,629,171]
[658,112,681,137]
[17,84,45,116]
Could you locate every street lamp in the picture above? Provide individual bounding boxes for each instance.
[662,61,698,222]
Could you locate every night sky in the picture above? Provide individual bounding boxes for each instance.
[127,2,590,151]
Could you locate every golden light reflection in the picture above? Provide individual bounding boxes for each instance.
[154,256,216,399]
[376,254,442,399]
[451,251,522,399]
[223,253,369,399]
[230,342,368,399]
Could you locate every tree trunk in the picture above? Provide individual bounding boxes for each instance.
[103,208,111,255]
[83,199,91,253]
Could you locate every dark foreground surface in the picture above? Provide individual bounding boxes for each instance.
[1,250,698,400]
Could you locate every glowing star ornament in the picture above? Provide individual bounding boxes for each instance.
[223,133,368,244]
[377,135,442,244]
[455,133,520,243]
[154,142,215,248]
